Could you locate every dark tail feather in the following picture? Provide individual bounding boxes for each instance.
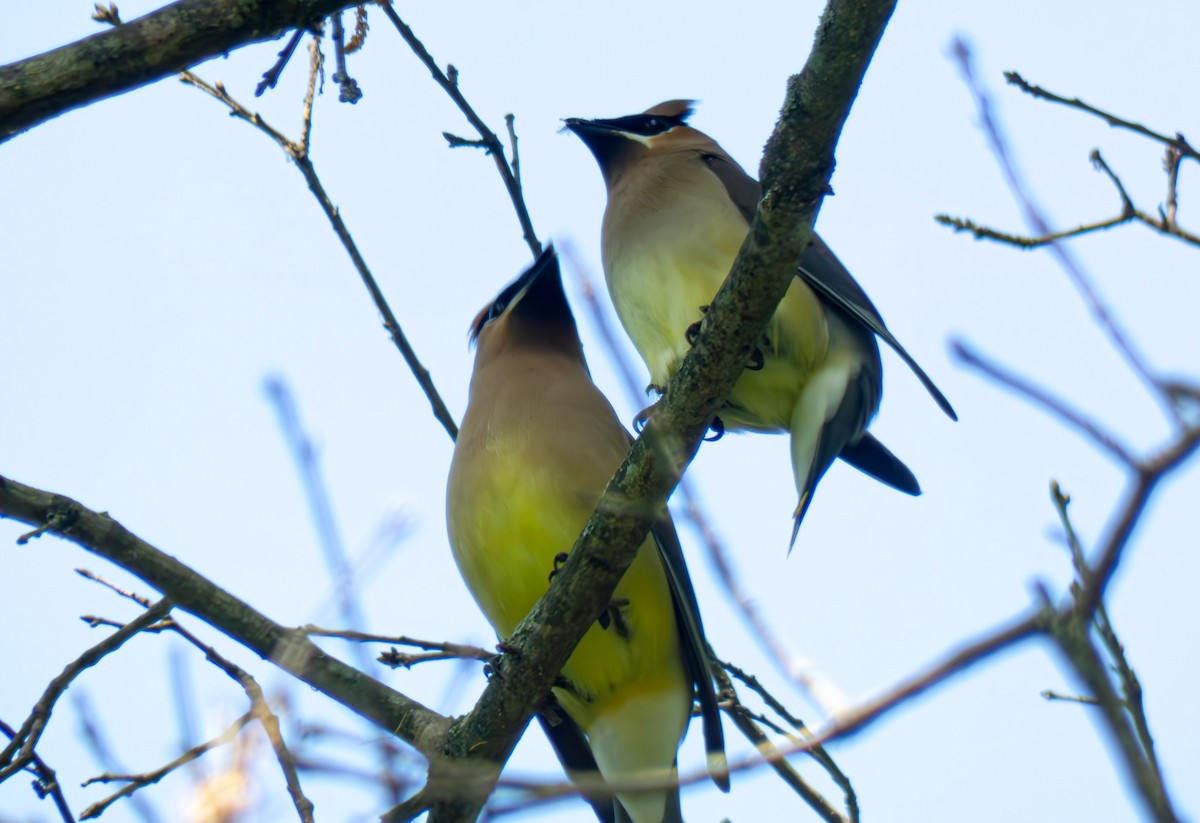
[838,433,921,496]
[537,706,617,823]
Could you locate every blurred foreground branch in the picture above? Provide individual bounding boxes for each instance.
[937,71,1199,249]
[939,39,1200,823]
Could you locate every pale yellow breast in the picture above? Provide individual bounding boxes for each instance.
[445,355,686,708]
[600,155,830,430]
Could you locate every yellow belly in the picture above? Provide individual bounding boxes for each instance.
[606,246,830,432]
[446,442,684,707]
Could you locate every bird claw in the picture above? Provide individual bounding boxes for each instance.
[746,346,764,371]
[484,641,522,680]
[633,399,663,433]
[684,305,711,348]
[547,551,570,583]
[644,382,665,397]
[597,598,631,637]
[704,416,725,441]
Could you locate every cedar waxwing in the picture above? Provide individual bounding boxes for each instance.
[564,100,956,546]
[446,246,727,823]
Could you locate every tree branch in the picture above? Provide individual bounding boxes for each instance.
[0,600,173,782]
[377,4,541,258]
[405,1,898,819]
[0,474,451,760]
[0,0,365,143]
[1004,71,1199,163]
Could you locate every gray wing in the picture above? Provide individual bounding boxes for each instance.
[699,152,957,422]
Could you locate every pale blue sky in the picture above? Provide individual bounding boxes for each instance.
[2,2,1198,821]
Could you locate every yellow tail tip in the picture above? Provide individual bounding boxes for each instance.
[708,751,731,792]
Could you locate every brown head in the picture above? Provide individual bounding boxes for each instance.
[468,245,585,367]
[563,100,725,189]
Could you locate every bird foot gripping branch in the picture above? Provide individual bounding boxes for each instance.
[565,99,956,548]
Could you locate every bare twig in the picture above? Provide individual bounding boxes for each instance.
[376,3,540,258]
[0,718,75,823]
[80,713,255,820]
[72,692,166,823]
[950,42,1197,823]
[161,620,315,822]
[1051,483,1162,781]
[255,28,306,96]
[934,212,1132,248]
[713,667,852,823]
[0,599,173,782]
[1004,71,1199,163]
[1044,613,1176,822]
[1041,691,1100,706]
[720,660,855,816]
[949,340,1135,465]
[935,148,1200,249]
[329,11,362,103]
[951,40,1162,401]
[265,379,371,657]
[302,625,491,667]
[0,474,452,756]
[176,56,459,440]
[75,567,154,607]
[264,375,407,801]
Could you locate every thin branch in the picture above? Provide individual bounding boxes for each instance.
[951,40,1163,402]
[376,3,540,257]
[72,693,166,823]
[1051,484,1163,780]
[713,667,851,823]
[75,566,154,607]
[1045,613,1177,822]
[952,46,1198,823]
[329,11,362,103]
[1163,148,1182,229]
[935,148,1200,249]
[0,474,451,758]
[950,339,1135,465]
[1004,71,1199,163]
[0,0,365,143]
[264,373,439,798]
[410,2,900,818]
[1040,691,1100,706]
[304,625,493,668]
[255,28,306,96]
[176,59,459,440]
[153,618,314,823]
[303,625,488,658]
[720,661,856,816]
[79,712,255,820]
[264,378,372,663]
[804,611,1045,750]
[934,212,1133,248]
[483,607,1047,823]
[0,719,75,823]
[0,599,173,782]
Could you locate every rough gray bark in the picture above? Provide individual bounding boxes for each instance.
[0,0,363,143]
